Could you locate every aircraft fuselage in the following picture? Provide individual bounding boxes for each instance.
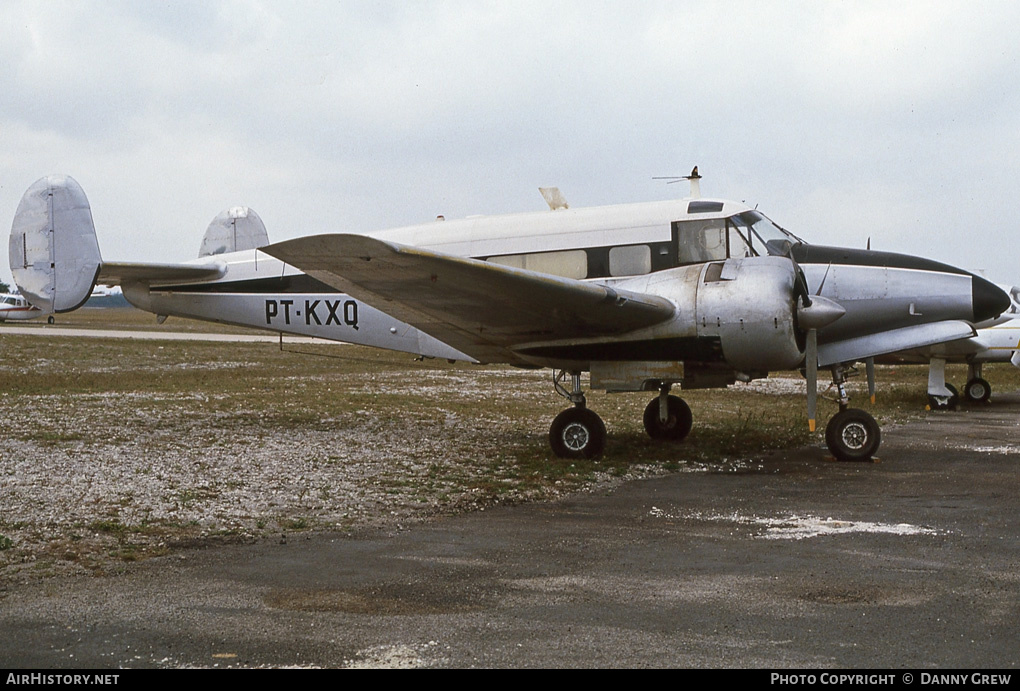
[125,198,1008,377]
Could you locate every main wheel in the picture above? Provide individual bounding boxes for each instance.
[643,395,693,441]
[550,407,607,459]
[46,315,55,324]
[825,408,881,462]
[964,377,992,404]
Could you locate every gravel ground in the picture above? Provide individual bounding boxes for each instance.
[0,355,683,583]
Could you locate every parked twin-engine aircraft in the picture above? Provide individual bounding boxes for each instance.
[8,174,1010,461]
[0,292,46,322]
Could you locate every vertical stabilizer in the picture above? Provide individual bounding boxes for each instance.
[199,206,269,257]
[9,175,102,313]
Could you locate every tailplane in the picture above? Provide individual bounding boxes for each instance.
[8,175,102,313]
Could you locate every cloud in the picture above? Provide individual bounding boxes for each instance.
[1,1,1019,282]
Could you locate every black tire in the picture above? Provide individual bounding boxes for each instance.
[825,408,881,462]
[642,395,693,441]
[964,377,992,404]
[946,383,959,408]
[46,316,55,324]
[549,407,607,460]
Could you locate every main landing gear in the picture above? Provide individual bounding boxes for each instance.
[549,371,606,459]
[960,362,992,404]
[823,364,880,462]
[549,372,693,459]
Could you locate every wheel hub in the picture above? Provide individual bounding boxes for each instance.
[562,422,590,451]
[841,422,868,450]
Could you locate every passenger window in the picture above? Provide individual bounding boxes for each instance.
[489,249,588,279]
[609,245,651,276]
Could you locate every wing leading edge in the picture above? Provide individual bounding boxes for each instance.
[264,234,676,364]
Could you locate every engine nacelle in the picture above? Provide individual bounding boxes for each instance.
[694,257,803,372]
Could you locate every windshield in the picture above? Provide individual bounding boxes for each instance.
[730,211,804,257]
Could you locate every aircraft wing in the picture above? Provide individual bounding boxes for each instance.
[98,261,226,286]
[263,234,676,363]
[818,320,977,367]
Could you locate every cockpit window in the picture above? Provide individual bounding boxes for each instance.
[733,211,804,256]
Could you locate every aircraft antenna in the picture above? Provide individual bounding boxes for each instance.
[652,166,702,199]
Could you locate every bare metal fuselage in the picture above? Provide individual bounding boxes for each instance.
[122,199,1007,382]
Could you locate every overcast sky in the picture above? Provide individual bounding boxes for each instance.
[3,1,1019,288]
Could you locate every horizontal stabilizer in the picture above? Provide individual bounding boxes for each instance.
[9,175,102,313]
[264,234,675,363]
[818,320,976,367]
[99,261,226,287]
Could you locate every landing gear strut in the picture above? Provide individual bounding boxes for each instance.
[549,371,606,459]
[824,364,881,462]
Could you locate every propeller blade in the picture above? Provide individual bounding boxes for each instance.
[866,357,876,404]
[806,328,818,432]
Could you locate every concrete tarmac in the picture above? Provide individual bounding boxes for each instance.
[1,396,1018,669]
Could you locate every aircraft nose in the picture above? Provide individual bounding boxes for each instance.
[973,275,1011,323]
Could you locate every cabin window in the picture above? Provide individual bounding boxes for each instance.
[608,245,652,276]
[488,249,588,279]
[674,219,753,265]
[675,219,728,264]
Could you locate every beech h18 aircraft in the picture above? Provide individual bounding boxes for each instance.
[8,173,1010,462]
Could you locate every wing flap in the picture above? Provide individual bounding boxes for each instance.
[263,234,675,363]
